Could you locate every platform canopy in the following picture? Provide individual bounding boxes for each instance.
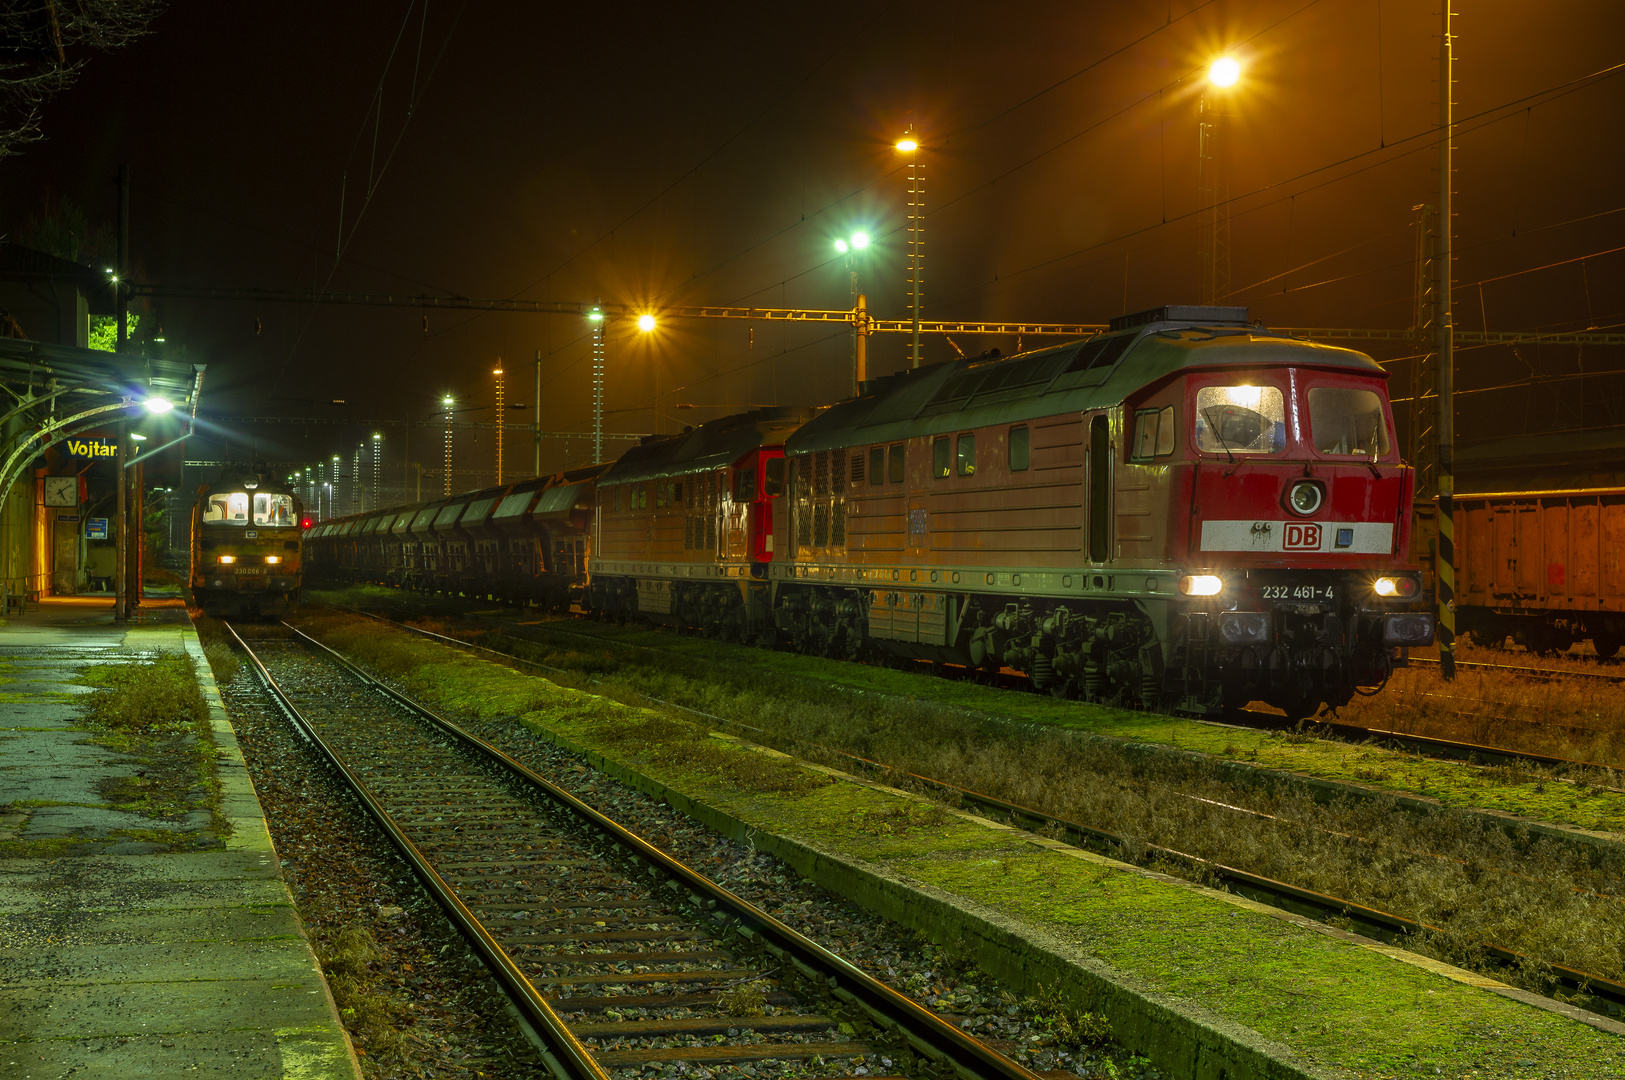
[0,336,206,511]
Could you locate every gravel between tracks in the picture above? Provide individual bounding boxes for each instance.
[221,661,555,1079]
[215,636,1161,1080]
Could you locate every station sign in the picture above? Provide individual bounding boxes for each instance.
[86,518,109,540]
[62,437,117,460]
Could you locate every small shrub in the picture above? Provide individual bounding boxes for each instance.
[716,981,768,1017]
[203,641,240,685]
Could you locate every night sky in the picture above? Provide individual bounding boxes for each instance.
[3,0,1622,495]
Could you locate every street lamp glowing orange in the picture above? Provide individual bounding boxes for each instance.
[1208,56,1241,88]
[637,314,656,332]
[895,137,918,152]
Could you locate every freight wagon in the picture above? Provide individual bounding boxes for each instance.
[1453,488,1625,657]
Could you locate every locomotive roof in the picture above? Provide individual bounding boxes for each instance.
[786,311,1383,455]
[599,405,818,485]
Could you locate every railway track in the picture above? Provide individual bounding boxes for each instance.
[225,620,1041,1080]
[1407,653,1625,684]
[316,604,1625,1020]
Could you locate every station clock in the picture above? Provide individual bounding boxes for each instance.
[44,476,78,507]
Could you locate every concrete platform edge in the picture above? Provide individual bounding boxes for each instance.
[183,623,364,1080]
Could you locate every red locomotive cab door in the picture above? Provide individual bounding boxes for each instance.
[1086,412,1112,563]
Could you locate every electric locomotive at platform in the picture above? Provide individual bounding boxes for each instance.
[190,468,304,617]
[766,305,1433,719]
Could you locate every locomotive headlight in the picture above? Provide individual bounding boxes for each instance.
[1374,575,1418,598]
[1288,480,1324,516]
[217,555,236,565]
[1179,574,1224,596]
[265,555,281,565]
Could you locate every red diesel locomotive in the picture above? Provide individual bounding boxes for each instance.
[583,306,1432,719]
[761,306,1433,718]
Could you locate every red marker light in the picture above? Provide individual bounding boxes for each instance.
[300,515,315,529]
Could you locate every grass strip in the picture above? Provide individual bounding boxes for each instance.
[292,607,1625,1079]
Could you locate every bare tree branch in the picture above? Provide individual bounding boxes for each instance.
[0,0,166,159]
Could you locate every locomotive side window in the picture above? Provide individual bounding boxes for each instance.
[887,444,904,484]
[1308,387,1390,457]
[933,437,951,479]
[1194,386,1285,455]
[1009,426,1029,471]
[956,433,976,476]
[869,447,884,486]
[735,467,757,501]
[672,481,683,503]
[1131,406,1178,461]
[656,483,666,509]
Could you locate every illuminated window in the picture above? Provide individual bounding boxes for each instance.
[932,437,950,479]
[203,492,251,524]
[956,433,976,476]
[252,493,294,526]
[1194,386,1286,455]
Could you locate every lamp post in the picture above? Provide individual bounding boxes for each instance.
[896,130,922,367]
[834,231,872,391]
[1199,56,1240,305]
[585,306,656,464]
[442,395,455,496]
[588,305,605,463]
[371,432,382,509]
[493,365,505,485]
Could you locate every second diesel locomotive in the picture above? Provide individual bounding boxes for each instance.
[308,305,1434,719]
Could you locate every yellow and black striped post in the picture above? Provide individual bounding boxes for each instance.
[1434,1,1456,683]
[1437,473,1455,680]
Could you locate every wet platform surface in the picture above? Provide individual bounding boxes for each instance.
[0,597,359,1078]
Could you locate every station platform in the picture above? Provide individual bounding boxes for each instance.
[0,597,359,1078]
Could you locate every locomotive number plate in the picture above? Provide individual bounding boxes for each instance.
[1260,583,1334,602]
[234,566,264,575]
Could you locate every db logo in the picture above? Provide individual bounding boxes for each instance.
[1283,523,1323,551]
